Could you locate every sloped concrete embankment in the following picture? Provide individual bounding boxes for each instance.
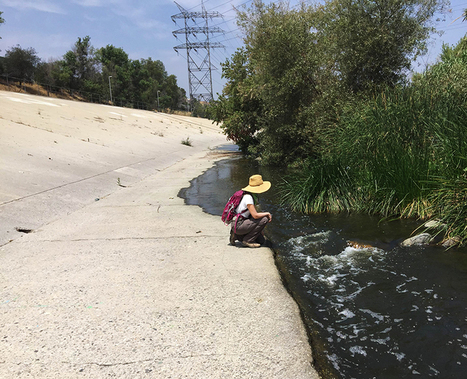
[0,92,318,378]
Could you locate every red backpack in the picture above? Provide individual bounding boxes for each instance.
[221,190,245,225]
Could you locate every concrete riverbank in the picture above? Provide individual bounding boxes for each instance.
[0,91,319,378]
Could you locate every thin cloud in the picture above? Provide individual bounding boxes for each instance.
[1,0,66,14]
[72,0,104,6]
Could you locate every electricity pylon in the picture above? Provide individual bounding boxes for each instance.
[172,1,224,103]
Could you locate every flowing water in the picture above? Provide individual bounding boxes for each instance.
[179,153,467,379]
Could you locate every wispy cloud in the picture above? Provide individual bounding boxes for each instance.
[71,0,105,7]
[1,0,66,14]
[74,0,170,37]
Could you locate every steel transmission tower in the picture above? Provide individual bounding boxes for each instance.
[172,1,224,103]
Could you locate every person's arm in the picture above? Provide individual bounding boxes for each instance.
[247,203,272,222]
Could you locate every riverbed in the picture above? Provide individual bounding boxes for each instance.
[179,155,467,379]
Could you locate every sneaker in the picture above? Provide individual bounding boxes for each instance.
[242,241,261,248]
[229,230,236,245]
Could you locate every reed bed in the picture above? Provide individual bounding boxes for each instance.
[281,74,467,243]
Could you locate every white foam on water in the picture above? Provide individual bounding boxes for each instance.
[327,353,341,371]
[287,231,332,258]
[349,345,367,356]
[392,351,406,361]
[371,337,390,345]
[429,365,440,375]
[301,273,312,282]
[323,274,339,286]
[336,331,347,340]
[396,283,408,293]
[361,309,385,322]
[352,325,364,337]
[338,309,356,319]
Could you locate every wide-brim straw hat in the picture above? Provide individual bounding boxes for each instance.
[242,174,271,194]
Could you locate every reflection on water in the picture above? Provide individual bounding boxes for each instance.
[179,156,467,379]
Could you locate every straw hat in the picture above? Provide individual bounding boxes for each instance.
[242,174,271,194]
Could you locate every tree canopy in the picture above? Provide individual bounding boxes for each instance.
[2,35,188,112]
[0,11,4,42]
[4,45,40,85]
[318,0,448,92]
[211,0,450,165]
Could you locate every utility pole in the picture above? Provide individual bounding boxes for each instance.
[108,76,113,104]
[172,1,224,103]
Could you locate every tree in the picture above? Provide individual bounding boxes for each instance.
[129,58,167,107]
[4,45,40,86]
[164,74,184,110]
[317,0,449,92]
[0,11,4,39]
[97,45,131,102]
[210,48,263,153]
[212,0,449,165]
[60,36,99,90]
[212,1,324,164]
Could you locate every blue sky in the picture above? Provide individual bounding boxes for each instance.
[0,0,466,98]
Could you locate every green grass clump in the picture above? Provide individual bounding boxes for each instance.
[181,137,192,146]
[427,176,467,244]
[281,48,467,243]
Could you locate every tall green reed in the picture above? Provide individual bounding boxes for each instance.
[281,36,467,243]
[282,79,467,221]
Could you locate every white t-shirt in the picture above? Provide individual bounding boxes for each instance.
[235,194,254,218]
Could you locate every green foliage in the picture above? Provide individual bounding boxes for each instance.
[282,33,467,240]
[210,0,447,165]
[4,45,40,85]
[21,36,187,111]
[240,2,323,165]
[97,44,131,101]
[210,48,263,153]
[60,36,99,90]
[0,11,4,39]
[190,99,209,118]
[427,176,467,244]
[318,0,448,93]
[280,158,358,214]
[211,2,326,164]
[181,137,192,146]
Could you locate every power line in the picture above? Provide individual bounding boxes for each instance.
[172,1,226,102]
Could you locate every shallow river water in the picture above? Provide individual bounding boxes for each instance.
[179,154,467,379]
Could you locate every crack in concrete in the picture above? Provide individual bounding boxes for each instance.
[11,235,220,243]
[82,359,153,367]
[0,156,163,207]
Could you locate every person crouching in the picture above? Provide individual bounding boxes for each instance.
[230,174,272,248]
